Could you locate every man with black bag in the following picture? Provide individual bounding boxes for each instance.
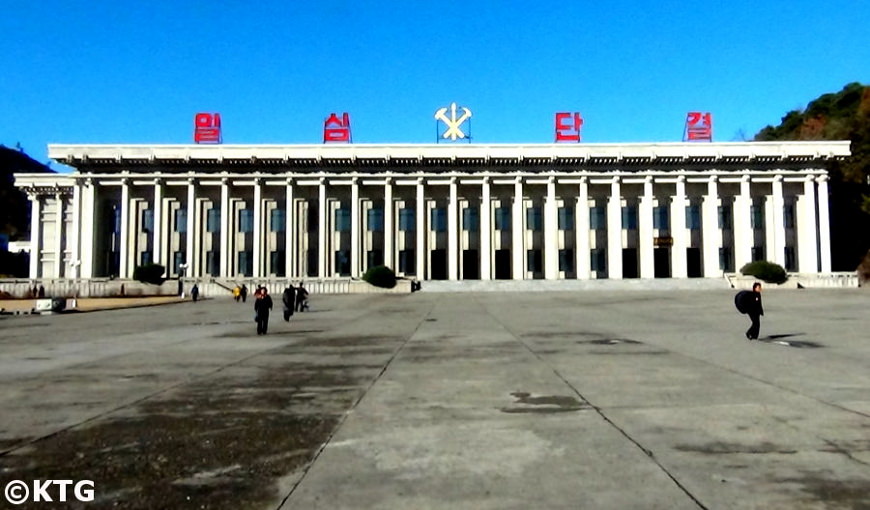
[282,284,296,322]
[735,282,764,340]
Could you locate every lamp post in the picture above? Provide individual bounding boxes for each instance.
[178,263,189,298]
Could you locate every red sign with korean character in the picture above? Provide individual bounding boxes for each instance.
[555,112,583,142]
[684,112,713,141]
[323,112,352,143]
[194,113,222,144]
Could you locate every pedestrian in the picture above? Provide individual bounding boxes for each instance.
[282,283,296,322]
[240,284,248,303]
[254,287,273,335]
[745,282,764,340]
[295,282,309,312]
[191,284,199,302]
[233,285,241,302]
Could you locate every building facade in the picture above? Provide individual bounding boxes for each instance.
[14,141,850,281]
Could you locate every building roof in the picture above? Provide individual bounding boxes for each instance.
[48,141,851,173]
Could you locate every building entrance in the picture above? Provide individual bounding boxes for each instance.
[654,248,671,278]
[463,250,480,279]
[495,249,511,279]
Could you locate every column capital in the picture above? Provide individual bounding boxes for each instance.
[187,177,196,185]
[221,177,230,185]
[741,174,751,183]
[514,175,523,184]
[153,177,164,186]
[644,175,654,184]
[384,177,392,185]
[285,177,294,185]
[253,177,263,186]
[416,177,424,185]
[676,175,687,183]
[319,177,327,185]
[121,177,130,185]
[547,175,556,184]
[708,175,719,183]
[773,174,784,183]
[579,176,588,185]
[449,176,457,185]
[611,175,620,184]
[351,177,359,185]
[816,175,829,183]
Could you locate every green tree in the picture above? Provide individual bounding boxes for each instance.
[754,82,870,270]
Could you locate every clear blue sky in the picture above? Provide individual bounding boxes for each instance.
[2,0,868,170]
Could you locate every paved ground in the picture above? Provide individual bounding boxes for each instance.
[0,289,868,509]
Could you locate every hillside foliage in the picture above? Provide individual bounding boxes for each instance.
[754,82,870,270]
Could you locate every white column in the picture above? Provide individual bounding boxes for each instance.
[798,175,819,273]
[639,176,655,279]
[351,177,360,277]
[606,176,622,279]
[53,193,65,278]
[80,180,95,278]
[252,178,263,278]
[544,176,558,279]
[770,175,786,267]
[702,176,720,277]
[416,178,425,279]
[219,178,230,277]
[318,178,327,278]
[817,175,831,272]
[448,177,458,280]
[152,180,163,268]
[186,179,196,278]
[512,177,524,280]
[480,177,491,280]
[671,176,688,278]
[733,175,753,270]
[69,183,81,279]
[575,178,590,279]
[285,179,294,278]
[383,178,393,271]
[119,179,130,278]
[29,194,41,278]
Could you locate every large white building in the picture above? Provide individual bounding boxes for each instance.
[14,141,850,282]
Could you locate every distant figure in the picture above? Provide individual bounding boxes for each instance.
[37,285,45,298]
[745,282,764,340]
[233,286,241,302]
[282,284,296,322]
[191,284,199,302]
[240,284,248,303]
[295,282,309,312]
[254,287,273,335]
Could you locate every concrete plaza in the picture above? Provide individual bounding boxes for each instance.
[0,288,868,509]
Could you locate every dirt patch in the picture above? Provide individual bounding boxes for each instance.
[778,473,870,508]
[500,392,589,414]
[674,441,798,455]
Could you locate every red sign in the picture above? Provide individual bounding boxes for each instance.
[555,112,583,142]
[194,113,222,144]
[685,112,713,141]
[323,113,352,143]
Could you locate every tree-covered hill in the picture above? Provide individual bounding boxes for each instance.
[755,82,870,271]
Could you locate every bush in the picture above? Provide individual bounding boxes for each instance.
[132,263,166,284]
[740,260,788,285]
[362,265,397,289]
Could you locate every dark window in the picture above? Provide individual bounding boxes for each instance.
[590,206,605,230]
[526,207,542,231]
[174,209,187,233]
[207,208,220,232]
[270,209,286,232]
[206,251,220,276]
[271,250,286,276]
[622,206,638,230]
[334,250,350,275]
[527,249,542,272]
[173,251,186,274]
[718,205,732,230]
[399,208,415,231]
[559,249,574,272]
[239,209,254,233]
[591,248,606,272]
[463,207,479,231]
[495,207,511,231]
[238,250,253,276]
[783,204,795,229]
[431,208,447,232]
[784,247,796,271]
[751,204,764,230]
[399,250,415,274]
[686,205,701,230]
[335,208,351,232]
[368,208,384,231]
[653,206,669,230]
[558,207,574,230]
[142,209,154,233]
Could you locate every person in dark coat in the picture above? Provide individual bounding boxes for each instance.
[240,284,248,303]
[745,282,764,340]
[254,288,273,335]
[295,282,309,312]
[190,284,199,302]
[282,284,296,322]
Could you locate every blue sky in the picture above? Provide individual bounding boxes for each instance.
[2,0,868,170]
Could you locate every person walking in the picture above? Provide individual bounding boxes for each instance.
[191,284,199,302]
[282,284,296,322]
[295,282,309,312]
[745,282,764,340]
[233,285,241,302]
[254,287,273,335]
[240,284,249,303]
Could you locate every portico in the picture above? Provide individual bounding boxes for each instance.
[15,141,849,282]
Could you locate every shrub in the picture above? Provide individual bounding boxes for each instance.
[362,265,397,289]
[132,263,166,284]
[740,260,788,285]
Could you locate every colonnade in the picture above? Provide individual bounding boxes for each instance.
[25,171,832,281]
